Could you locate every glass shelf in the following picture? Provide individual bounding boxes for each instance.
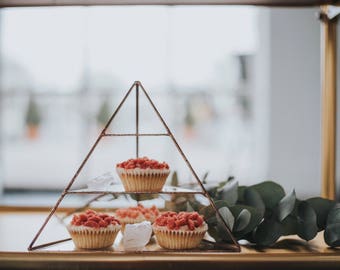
[66,185,204,195]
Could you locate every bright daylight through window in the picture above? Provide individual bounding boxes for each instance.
[0,6,259,201]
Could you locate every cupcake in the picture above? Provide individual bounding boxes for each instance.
[115,204,159,232]
[116,157,170,192]
[152,211,208,250]
[67,209,121,249]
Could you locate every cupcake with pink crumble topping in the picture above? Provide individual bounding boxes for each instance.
[116,157,170,192]
[115,204,159,232]
[67,209,121,249]
[152,211,208,250]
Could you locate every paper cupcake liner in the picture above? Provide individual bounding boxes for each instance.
[153,227,206,250]
[116,169,169,192]
[67,225,121,250]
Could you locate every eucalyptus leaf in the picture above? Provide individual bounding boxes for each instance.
[243,232,256,243]
[324,203,340,225]
[218,206,235,231]
[277,190,296,222]
[324,204,340,247]
[202,172,209,184]
[281,215,297,236]
[175,197,187,204]
[205,178,232,200]
[306,197,336,230]
[215,206,235,243]
[187,200,201,212]
[290,198,301,216]
[206,185,218,199]
[254,219,282,246]
[208,226,222,242]
[214,200,231,209]
[207,215,218,226]
[237,186,247,203]
[219,176,235,188]
[199,200,229,219]
[234,209,251,232]
[186,201,194,212]
[244,187,265,216]
[198,179,338,247]
[220,180,238,206]
[216,222,234,242]
[324,223,340,247]
[251,181,285,209]
[297,201,318,241]
[229,205,264,238]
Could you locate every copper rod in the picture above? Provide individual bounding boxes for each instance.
[138,82,240,251]
[103,133,169,136]
[102,82,137,133]
[29,238,72,251]
[28,193,66,250]
[136,82,139,158]
[66,190,204,195]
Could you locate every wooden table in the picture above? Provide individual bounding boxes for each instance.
[0,210,340,270]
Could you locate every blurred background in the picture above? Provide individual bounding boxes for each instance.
[0,5,338,206]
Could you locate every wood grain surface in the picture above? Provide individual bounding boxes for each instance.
[0,211,339,269]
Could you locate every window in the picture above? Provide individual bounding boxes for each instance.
[0,6,259,194]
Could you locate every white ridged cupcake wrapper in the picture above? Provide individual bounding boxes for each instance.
[116,168,170,192]
[153,227,207,250]
[67,225,121,250]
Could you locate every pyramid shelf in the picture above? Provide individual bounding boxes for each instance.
[68,185,202,195]
[28,81,240,253]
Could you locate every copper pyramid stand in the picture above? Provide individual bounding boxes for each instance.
[28,81,241,252]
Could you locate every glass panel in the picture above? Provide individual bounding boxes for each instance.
[0,6,258,200]
[2,7,324,204]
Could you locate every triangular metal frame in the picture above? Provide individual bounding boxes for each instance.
[28,81,241,252]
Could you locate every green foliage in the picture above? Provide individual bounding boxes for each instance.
[254,218,282,246]
[296,201,318,241]
[306,197,336,230]
[203,179,338,247]
[201,172,209,184]
[276,190,296,221]
[165,171,339,247]
[230,205,263,238]
[96,100,111,126]
[250,181,285,210]
[170,171,179,187]
[324,204,340,247]
[218,207,235,231]
[199,200,230,220]
[206,176,235,203]
[281,215,297,236]
[184,99,195,127]
[233,209,251,232]
[25,97,41,126]
[243,188,265,216]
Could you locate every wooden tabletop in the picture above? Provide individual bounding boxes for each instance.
[0,211,340,270]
